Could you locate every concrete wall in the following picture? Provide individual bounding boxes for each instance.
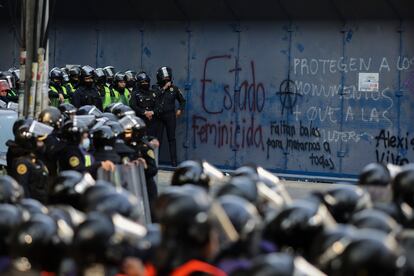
[1,19,414,180]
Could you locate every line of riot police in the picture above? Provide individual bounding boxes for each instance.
[47,65,186,167]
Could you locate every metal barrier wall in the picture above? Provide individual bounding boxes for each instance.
[1,19,414,181]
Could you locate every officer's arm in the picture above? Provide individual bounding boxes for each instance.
[71,91,81,108]
[142,148,158,177]
[175,88,186,111]
[130,93,145,115]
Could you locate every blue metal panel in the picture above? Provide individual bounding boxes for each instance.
[1,19,413,181]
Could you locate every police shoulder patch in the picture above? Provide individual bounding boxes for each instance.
[69,156,80,167]
[147,149,155,159]
[17,164,27,175]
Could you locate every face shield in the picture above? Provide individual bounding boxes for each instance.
[28,120,54,138]
[73,115,96,129]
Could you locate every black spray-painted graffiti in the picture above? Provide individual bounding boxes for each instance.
[266,120,335,170]
[277,79,301,115]
[375,129,414,165]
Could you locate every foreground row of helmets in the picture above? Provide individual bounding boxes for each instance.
[1,159,414,274]
[49,65,171,87]
[165,161,414,275]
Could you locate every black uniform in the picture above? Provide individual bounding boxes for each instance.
[59,144,100,177]
[154,84,186,166]
[72,85,103,111]
[5,140,30,175]
[10,154,49,204]
[129,87,158,136]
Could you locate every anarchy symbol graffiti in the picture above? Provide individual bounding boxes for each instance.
[277,79,301,115]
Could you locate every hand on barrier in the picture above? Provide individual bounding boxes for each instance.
[101,160,116,172]
[135,158,147,169]
[144,111,153,120]
[149,138,160,148]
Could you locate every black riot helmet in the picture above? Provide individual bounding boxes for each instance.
[49,67,64,83]
[80,182,117,212]
[94,67,107,85]
[61,67,70,83]
[101,112,118,122]
[316,185,372,223]
[14,123,50,151]
[50,170,95,209]
[111,104,135,118]
[0,204,25,256]
[103,66,115,83]
[69,65,81,78]
[216,175,259,204]
[156,66,172,86]
[125,70,137,89]
[80,65,95,84]
[171,160,207,189]
[119,115,146,141]
[0,71,16,90]
[61,120,88,145]
[12,118,33,137]
[58,103,77,121]
[218,197,261,233]
[76,104,103,118]
[392,164,414,207]
[263,199,336,256]
[87,190,141,222]
[10,213,70,272]
[90,125,116,149]
[326,229,406,276]
[18,198,48,215]
[136,71,150,85]
[309,224,357,268]
[113,72,126,88]
[350,209,400,235]
[0,175,24,204]
[72,212,115,266]
[171,160,224,190]
[104,121,124,137]
[359,162,392,187]
[38,106,63,130]
[104,102,122,113]
[155,185,212,245]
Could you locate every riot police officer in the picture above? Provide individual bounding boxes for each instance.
[125,70,137,92]
[103,65,116,86]
[9,123,49,203]
[120,115,158,211]
[72,65,103,110]
[154,66,186,167]
[129,71,158,136]
[38,107,65,191]
[111,72,130,105]
[96,68,120,109]
[67,65,81,93]
[48,67,71,107]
